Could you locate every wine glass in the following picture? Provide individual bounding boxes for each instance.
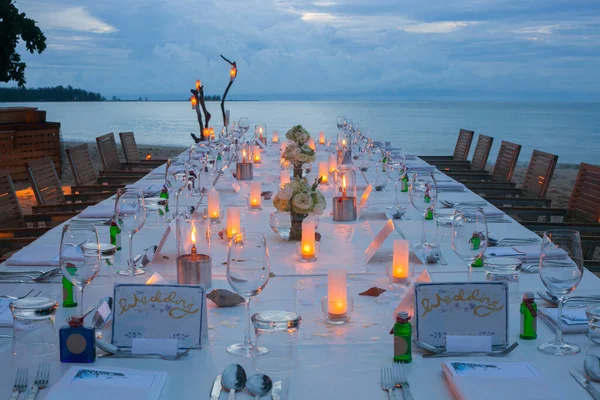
[226,232,270,357]
[336,116,346,130]
[166,167,188,219]
[238,118,250,137]
[451,207,488,268]
[538,230,584,355]
[386,154,407,209]
[115,188,147,276]
[409,172,438,261]
[60,222,100,316]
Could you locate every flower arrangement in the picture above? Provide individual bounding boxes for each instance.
[273,177,326,240]
[282,125,316,178]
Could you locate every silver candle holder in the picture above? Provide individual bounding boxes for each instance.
[236,162,253,180]
[332,165,357,222]
[176,217,212,289]
[177,253,212,289]
[332,196,357,222]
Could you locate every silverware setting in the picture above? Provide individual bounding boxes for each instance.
[381,367,397,400]
[96,339,193,360]
[392,363,414,400]
[9,368,27,400]
[219,364,274,399]
[421,341,519,358]
[520,264,540,274]
[488,236,541,247]
[0,268,61,283]
[570,368,600,400]
[537,291,600,305]
[0,289,42,300]
[25,362,50,400]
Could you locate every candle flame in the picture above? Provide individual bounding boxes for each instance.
[342,175,347,189]
[145,153,152,160]
[195,79,201,90]
[230,67,237,79]
[190,225,197,244]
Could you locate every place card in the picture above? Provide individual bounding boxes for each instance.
[253,138,267,150]
[221,165,241,192]
[365,220,395,263]
[112,284,206,349]
[414,282,509,349]
[154,226,171,260]
[446,335,492,353]
[357,184,373,216]
[145,272,168,285]
[131,338,178,356]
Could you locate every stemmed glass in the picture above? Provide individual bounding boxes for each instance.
[386,154,407,210]
[60,222,100,316]
[409,172,438,261]
[538,230,584,355]
[238,118,250,138]
[451,207,488,268]
[166,168,188,219]
[226,232,270,357]
[115,188,147,276]
[336,116,346,130]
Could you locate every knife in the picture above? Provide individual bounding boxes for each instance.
[271,381,282,400]
[210,375,222,400]
[570,369,600,400]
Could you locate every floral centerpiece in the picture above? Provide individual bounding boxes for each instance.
[283,125,316,178]
[273,177,326,241]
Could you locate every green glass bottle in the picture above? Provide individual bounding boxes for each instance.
[62,266,77,308]
[160,185,169,213]
[469,232,483,267]
[110,219,121,251]
[520,292,537,340]
[381,153,387,172]
[392,311,412,363]
[401,175,409,193]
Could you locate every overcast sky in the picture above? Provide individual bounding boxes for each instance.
[10,0,600,100]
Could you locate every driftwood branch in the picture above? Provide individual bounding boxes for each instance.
[190,89,204,140]
[220,54,237,127]
[198,85,211,128]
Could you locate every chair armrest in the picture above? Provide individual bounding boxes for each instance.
[418,155,454,161]
[100,170,147,177]
[71,185,122,194]
[0,227,49,238]
[446,172,492,181]
[486,196,552,207]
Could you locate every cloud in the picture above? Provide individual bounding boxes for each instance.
[31,6,117,34]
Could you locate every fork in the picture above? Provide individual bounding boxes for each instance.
[392,363,415,400]
[25,362,50,400]
[381,367,397,400]
[488,237,540,247]
[0,289,42,300]
[10,368,27,400]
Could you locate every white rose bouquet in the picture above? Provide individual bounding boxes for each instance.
[282,125,316,178]
[285,125,311,145]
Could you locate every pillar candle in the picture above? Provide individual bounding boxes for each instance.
[253,145,261,163]
[301,220,316,259]
[328,269,347,315]
[319,131,325,144]
[280,170,290,188]
[328,154,337,173]
[392,240,409,282]
[207,188,220,219]
[318,162,328,184]
[249,181,261,208]
[272,131,279,143]
[226,208,241,238]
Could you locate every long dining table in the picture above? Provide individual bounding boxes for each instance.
[1,138,598,399]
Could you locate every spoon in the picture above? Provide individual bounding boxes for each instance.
[584,354,600,382]
[95,340,193,360]
[0,267,61,282]
[246,374,273,399]
[422,342,519,358]
[222,364,246,399]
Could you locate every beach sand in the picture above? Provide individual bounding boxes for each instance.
[13,142,577,213]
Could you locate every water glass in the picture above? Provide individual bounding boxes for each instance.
[252,310,301,373]
[115,188,147,276]
[451,207,488,268]
[10,297,59,356]
[587,305,600,345]
[484,257,522,281]
[409,172,438,260]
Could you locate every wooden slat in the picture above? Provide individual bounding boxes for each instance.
[490,141,521,183]
[96,132,122,171]
[452,129,474,161]
[470,135,494,172]
[66,144,99,186]
[0,107,44,124]
[0,170,25,228]
[119,132,140,163]
[567,163,600,223]
[520,150,558,198]
[27,157,66,206]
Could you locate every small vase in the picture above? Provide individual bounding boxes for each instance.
[293,164,304,179]
[270,211,319,241]
[289,212,307,241]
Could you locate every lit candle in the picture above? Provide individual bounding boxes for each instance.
[318,162,328,184]
[341,175,347,197]
[253,145,261,164]
[210,128,215,140]
[328,269,347,316]
[280,170,290,188]
[226,208,241,238]
[207,188,220,220]
[301,220,316,259]
[145,153,152,160]
[242,148,247,163]
[258,126,263,138]
[230,66,237,81]
[308,137,316,151]
[190,96,197,109]
[328,154,337,173]
[342,138,347,148]
[280,142,287,153]
[272,131,279,143]
[203,127,210,139]
[249,181,261,209]
[392,240,409,283]
[190,225,198,261]
[195,80,201,90]
[319,131,325,144]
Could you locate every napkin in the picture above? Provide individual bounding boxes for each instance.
[436,181,465,191]
[78,203,115,219]
[539,307,588,334]
[407,164,436,172]
[125,183,164,195]
[0,299,13,328]
[485,244,565,262]
[5,245,59,266]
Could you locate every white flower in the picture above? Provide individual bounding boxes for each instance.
[279,185,294,201]
[291,192,314,214]
[312,202,325,215]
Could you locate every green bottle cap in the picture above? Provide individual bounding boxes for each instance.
[523,292,535,300]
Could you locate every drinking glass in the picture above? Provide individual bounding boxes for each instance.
[386,154,407,210]
[336,116,346,130]
[115,188,147,276]
[538,230,584,355]
[238,118,250,136]
[409,172,438,260]
[226,232,270,357]
[60,222,101,316]
[451,207,488,268]
[166,168,188,219]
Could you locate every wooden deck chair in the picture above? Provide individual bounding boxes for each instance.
[27,157,108,213]
[119,132,166,166]
[434,135,494,172]
[66,144,142,193]
[446,140,521,184]
[419,129,475,162]
[96,133,153,173]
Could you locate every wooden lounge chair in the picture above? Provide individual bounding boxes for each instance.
[27,157,108,213]
[119,132,166,166]
[0,170,73,260]
[66,143,141,193]
[419,129,475,162]
[469,149,558,207]
[96,132,153,174]
[433,134,494,172]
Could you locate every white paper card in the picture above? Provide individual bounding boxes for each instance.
[357,184,373,216]
[414,282,509,349]
[112,284,205,349]
[132,338,178,356]
[446,335,492,353]
[221,165,241,192]
[146,272,168,285]
[444,361,540,378]
[365,220,395,263]
[97,302,112,322]
[394,270,432,318]
[253,138,267,150]
[154,225,171,259]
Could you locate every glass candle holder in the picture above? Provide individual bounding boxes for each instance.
[255,124,267,144]
[321,296,354,325]
[203,207,223,224]
[10,297,59,356]
[332,166,357,222]
[296,242,320,263]
[176,217,212,289]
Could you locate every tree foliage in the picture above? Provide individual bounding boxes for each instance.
[0,0,47,87]
[0,85,105,101]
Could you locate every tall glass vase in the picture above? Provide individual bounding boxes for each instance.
[289,213,307,241]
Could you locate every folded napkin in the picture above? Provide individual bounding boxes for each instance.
[0,298,14,328]
[5,245,59,266]
[407,164,435,172]
[539,307,588,334]
[436,181,465,191]
[486,244,565,262]
[78,203,115,219]
[482,207,504,217]
[126,183,164,195]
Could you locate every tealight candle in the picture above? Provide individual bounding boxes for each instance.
[392,240,409,283]
[301,221,316,260]
[249,182,262,210]
[207,188,220,221]
[318,162,328,184]
[308,137,316,151]
[319,131,325,145]
[272,131,279,143]
[226,208,241,239]
[203,127,210,139]
[190,96,197,109]
[280,170,290,188]
[196,79,201,90]
[328,269,347,319]
[328,154,337,173]
[253,145,261,164]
